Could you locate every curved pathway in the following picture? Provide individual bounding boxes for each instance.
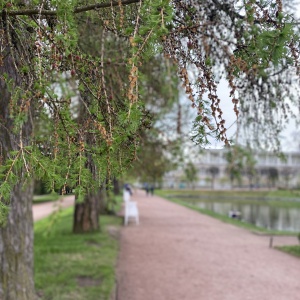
[33,195,74,221]
[116,190,300,300]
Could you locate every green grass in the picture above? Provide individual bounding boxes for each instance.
[277,245,300,258]
[106,195,123,215]
[157,189,300,209]
[33,193,61,204]
[157,188,300,200]
[34,207,123,300]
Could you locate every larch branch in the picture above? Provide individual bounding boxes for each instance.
[5,0,141,16]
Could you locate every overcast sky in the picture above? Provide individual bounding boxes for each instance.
[195,3,300,152]
[216,79,299,152]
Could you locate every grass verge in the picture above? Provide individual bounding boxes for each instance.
[156,188,300,198]
[33,193,61,204]
[157,189,300,205]
[276,245,300,258]
[34,206,122,300]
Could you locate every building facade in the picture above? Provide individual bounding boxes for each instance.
[163,149,300,189]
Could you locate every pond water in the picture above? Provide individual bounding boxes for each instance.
[177,196,300,232]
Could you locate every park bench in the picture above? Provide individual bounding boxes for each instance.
[123,190,139,226]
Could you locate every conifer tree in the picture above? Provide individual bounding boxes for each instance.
[0,1,171,297]
[164,0,300,150]
[0,1,299,298]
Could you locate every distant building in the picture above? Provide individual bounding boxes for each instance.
[163,149,300,189]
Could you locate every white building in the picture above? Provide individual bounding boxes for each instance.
[163,149,300,190]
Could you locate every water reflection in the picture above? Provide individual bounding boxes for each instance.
[196,201,300,232]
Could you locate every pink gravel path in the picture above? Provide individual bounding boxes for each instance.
[33,195,74,221]
[116,190,300,300]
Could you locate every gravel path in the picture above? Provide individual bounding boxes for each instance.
[33,196,74,221]
[116,190,300,300]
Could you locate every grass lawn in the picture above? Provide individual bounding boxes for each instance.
[34,204,123,300]
[33,193,61,204]
[277,245,300,258]
[157,189,300,201]
[157,188,300,196]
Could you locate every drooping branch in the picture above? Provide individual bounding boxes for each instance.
[210,0,244,21]
[4,0,141,16]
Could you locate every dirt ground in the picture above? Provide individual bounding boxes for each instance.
[116,189,300,300]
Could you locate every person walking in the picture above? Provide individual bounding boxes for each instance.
[149,184,154,195]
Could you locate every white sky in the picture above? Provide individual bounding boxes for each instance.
[181,75,300,152]
[215,79,299,152]
[195,3,300,152]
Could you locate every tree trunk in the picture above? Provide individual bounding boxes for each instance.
[0,183,35,300]
[113,178,120,195]
[73,192,100,233]
[0,37,35,299]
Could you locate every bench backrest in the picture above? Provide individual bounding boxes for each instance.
[123,190,131,202]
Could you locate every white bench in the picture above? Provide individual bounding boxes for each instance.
[123,190,139,226]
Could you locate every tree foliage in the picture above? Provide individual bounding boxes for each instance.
[1,1,300,298]
[163,0,300,150]
[0,0,173,218]
[184,161,198,188]
[1,0,299,210]
[225,145,256,187]
[268,167,279,187]
[207,166,219,189]
[129,54,179,185]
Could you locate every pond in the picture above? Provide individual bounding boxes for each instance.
[173,195,300,232]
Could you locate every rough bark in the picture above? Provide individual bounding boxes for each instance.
[0,44,35,299]
[113,178,120,195]
[72,93,102,232]
[98,185,108,214]
[73,192,100,233]
[0,183,34,300]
